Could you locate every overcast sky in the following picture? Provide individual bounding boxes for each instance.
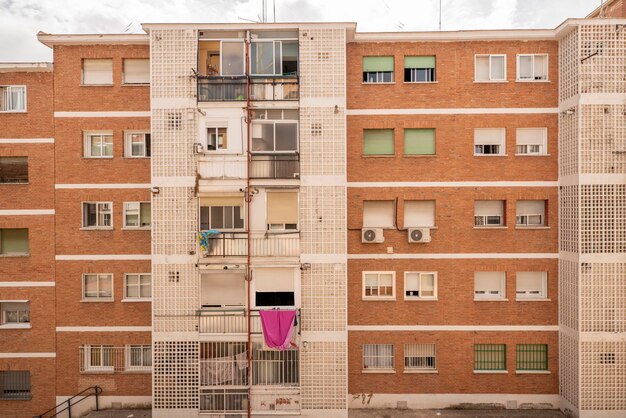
[0,0,601,61]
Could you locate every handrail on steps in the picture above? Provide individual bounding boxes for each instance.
[33,386,102,418]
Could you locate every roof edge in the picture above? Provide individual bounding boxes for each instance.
[37,32,148,48]
[0,62,53,73]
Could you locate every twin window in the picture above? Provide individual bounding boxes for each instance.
[82,344,151,372]
[82,273,152,301]
[82,202,151,229]
[475,54,548,82]
[363,128,435,156]
[0,301,30,327]
[362,271,437,301]
[82,58,149,85]
[363,343,437,372]
[84,132,151,158]
[474,271,548,300]
[363,56,436,83]
[362,200,435,228]
[0,85,26,112]
[474,344,548,371]
[474,200,546,227]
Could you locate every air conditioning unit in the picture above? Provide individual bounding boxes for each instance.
[408,228,431,243]
[362,228,384,243]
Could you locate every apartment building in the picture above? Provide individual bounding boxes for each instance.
[0,3,624,418]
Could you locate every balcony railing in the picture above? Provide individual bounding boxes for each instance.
[197,76,299,102]
[79,346,151,374]
[250,154,300,179]
[199,388,301,415]
[198,308,300,336]
[200,232,300,258]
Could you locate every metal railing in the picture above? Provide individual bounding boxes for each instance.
[249,77,299,101]
[33,386,102,418]
[199,389,248,414]
[197,77,247,102]
[79,346,151,374]
[250,154,300,179]
[197,308,300,335]
[197,76,299,102]
[200,232,300,258]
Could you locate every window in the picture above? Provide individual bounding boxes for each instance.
[363,56,394,83]
[404,128,435,155]
[206,127,227,151]
[84,132,113,158]
[124,274,151,300]
[82,274,113,301]
[84,345,114,371]
[254,268,295,307]
[363,129,394,155]
[404,343,436,370]
[404,272,437,300]
[0,371,31,400]
[124,202,151,228]
[404,56,436,82]
[124,132,151,157]
[516,272,547,299]
[475,54,506,82]
[250,40,299,75]
[516,128,547,155]
[0,157,28,184]
[82,59,113,85]
[363,272,395,300]
[200,196,244,231]
[474,344,506,371]
[122,58,150,84]
[404,200,435,228]
[266,191,298,231]
[517,54,548,81]
[363,200,395,228]
[363,344,394,371]
[474,272,506,299]
[201,272,245,308]
[474,200,505,227]
[0,86,26,112]
[82,202,113,228]
[126,345,151,371]
[516,200,546,226]
[516,344,548,371]
[0,302,30,327]
[474,128,505,156]
[251,110,298,153]
[0,228,29,256]
[198,40,245,76]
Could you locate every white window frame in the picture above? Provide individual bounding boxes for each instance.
[516,272,548,300]
[125,344,152,372]
[200,204,245,231]
[474,200,505,227]
[83,131,114,158]
[363,344,394,371]
[249,40,297,76]
[362,271,396,301]
[475,54,507,82]
[516,200,546,227]
[123,274,152,301]
[122,58,150,85]
[83,344,114,372]
[81,59,113,86]
[266,190,299,232]
[516,54,548,82]
[123,202,151,229]
[206,127,228,151]
[82,273,114,302]
[474,128,506,156]
[0,85,27,113]
[404,272,437,300]
[404,343,437,371]
[251,120,299,154]
[515,128,547,156]
[219,40,246,76]
[0,301,30,328]
[82,202,113,229]
[124,131,150,158]
[474,272,507,300]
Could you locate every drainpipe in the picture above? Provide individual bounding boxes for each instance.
[245,29,252,418]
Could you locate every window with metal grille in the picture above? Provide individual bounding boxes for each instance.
[474,344,506,371]
[404,343,436,370]
[363,344,394,370]
[83,345,114,371]
[516,344,548,371]
[0,157,28,184]
[0,371,31,400]
[126,345,152,370]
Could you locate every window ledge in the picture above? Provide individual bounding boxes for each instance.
[122,227,151,231]
[515,226,550,230]
[403,369,438,374]
[122,156,151,159]
[81,299,114,303]
[80,84,114,87]
[0,182,29,185]
[362,82,396,85]
[80,227,114,231]
[474,154,508,157]
[516,370,550,374]
[123,369,151,373]
[121,83,150,87]
[362,297,396,302]
[83,156,114,159]
[0,323,31,329]
[514,154,551,157]
[474,298,509,302]
[0,254,30,258]
[362,369,396,374]
[473,80,509,84]
[403,154,436,158]
[474,370,508,374]
[0,110,27,114]
[122,298,152,303]
[403,81,439,84]
[516,298,551,302]
[404,298,438,302]
[362,154,396,158]
[515,80,550,83]
[473,226,507,230]
[81,369,115,374]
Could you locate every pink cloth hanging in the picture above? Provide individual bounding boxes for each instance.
[259,310,297,351]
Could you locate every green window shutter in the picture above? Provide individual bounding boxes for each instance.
[363,129,394,155]
[404,129,435,155]
[404,56,435,69]
[363,56,394,72]
[0,228,29,255]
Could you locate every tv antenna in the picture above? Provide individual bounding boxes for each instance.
[238,0,276,23]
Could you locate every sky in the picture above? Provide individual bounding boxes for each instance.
[0,0,602,62]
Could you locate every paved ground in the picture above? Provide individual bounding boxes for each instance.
[84,410,151,418]
[349,410,566,418]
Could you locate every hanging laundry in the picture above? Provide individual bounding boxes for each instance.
[201,356,234,385]
[198,230,221,253]
[259,310,297,351]
[234,351,248,370]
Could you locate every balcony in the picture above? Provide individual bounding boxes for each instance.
[197,77,299,102]
[250,154,300,179]
[200,232,300,258]
[197,308,301,335]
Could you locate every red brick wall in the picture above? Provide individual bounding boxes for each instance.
[53,45,150,112]
[0,358,57,418]
[347,41,558,109]
[348,331,558,395]
[0,216,55,279]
